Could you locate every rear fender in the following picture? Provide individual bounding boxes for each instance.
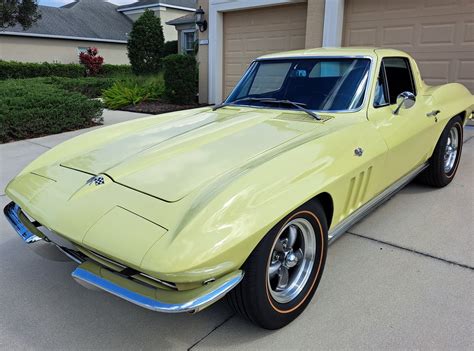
[424,83,474,126]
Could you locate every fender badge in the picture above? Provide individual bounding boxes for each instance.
[86,175,105,186]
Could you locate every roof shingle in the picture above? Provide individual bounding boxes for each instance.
[117,0,196,11]
[2,0,132,42]
[166,13,196,26]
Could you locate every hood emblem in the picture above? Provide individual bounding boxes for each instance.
[86,175,105,186]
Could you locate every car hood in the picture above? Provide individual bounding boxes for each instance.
[61,107,322,202]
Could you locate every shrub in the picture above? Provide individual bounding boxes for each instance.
[49,76,115,98]
[102,75,165,109]
[127,9,164,75]
[163,40,178,57]
[101,64,132,77]
[0,79,103,143]
[163,54,197,104]
[0,61,83,79]
[0,60,132,79]
[102,81,147,110]
[79,47,104,76]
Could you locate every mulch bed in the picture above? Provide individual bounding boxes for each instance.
[121,100,206,115]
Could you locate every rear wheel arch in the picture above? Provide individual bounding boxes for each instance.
[418,114,463,187]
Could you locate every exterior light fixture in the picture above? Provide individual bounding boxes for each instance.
[195,6,207,32]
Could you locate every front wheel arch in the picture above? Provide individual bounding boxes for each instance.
[310,192,334,230]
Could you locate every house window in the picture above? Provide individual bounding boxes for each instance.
[77,47,88,55]
[182,30,196,53]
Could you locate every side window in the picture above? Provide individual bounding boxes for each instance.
[383,58,415,104]
[374,68,389,107]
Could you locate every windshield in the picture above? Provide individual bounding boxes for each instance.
[226,58,371,111]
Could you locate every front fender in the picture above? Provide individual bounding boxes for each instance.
[140,117,388,283]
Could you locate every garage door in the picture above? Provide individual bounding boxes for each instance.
[223,3,307,97]
[343,0,474,92]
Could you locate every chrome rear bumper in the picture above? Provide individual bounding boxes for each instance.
[4,201,244,313]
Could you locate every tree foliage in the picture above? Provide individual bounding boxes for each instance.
[0,0,41,30]
[127,9,164,75]
[162,40,178,57]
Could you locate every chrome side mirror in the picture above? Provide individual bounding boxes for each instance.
[393,91,416,115]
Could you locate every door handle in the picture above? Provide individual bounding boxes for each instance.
[426,110,440,117]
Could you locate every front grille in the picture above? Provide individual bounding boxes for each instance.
[77,247,177,291]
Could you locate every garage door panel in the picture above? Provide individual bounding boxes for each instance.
[223,3,307,97]
[385,0,418,12]
[345,14,474,52]
[458,60,474,80]
[382,25,415,47]
[416,60,451,82]
[345,28,378,46]
[456,59,474,91]
[463,21,474,43]
[290,34,306,49]
[225,38,244,52]
[420,23,456,46]
[344,0,474,92]
[410,53,474,92]
[346,0,474,21]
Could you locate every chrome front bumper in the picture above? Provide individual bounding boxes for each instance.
[4,201,244,313]
[72,262,243,313]
[4,202,44,243]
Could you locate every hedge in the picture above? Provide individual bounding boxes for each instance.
[163,54,197,104]
[48,76,115,98]
[163,40,178,57]
[0,60,132,80]
[0,79,103,143]
[101,64,132,77]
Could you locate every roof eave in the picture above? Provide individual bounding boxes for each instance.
[117,3,195,13]
[0,31,128,44]
[166,19,196,25]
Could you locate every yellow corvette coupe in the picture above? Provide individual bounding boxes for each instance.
[4,48,473,329]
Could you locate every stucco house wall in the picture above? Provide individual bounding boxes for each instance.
[0,0,132,64]
[122,7,191,42]
[0,35,129,65]
[197,1,209,104]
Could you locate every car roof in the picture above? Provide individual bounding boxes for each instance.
[257,47,409,60]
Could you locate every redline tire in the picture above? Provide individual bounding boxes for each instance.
[227,200,328,329]
[418,116,463,187]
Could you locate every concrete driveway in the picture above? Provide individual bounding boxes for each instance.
[0,110,473,350]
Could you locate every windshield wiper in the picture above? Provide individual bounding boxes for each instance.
[212,97,266,111]
[213,97,321,121]
[257,98,321,120]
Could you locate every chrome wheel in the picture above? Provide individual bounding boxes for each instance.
[267,218,316,304]
[444,125,459,174]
